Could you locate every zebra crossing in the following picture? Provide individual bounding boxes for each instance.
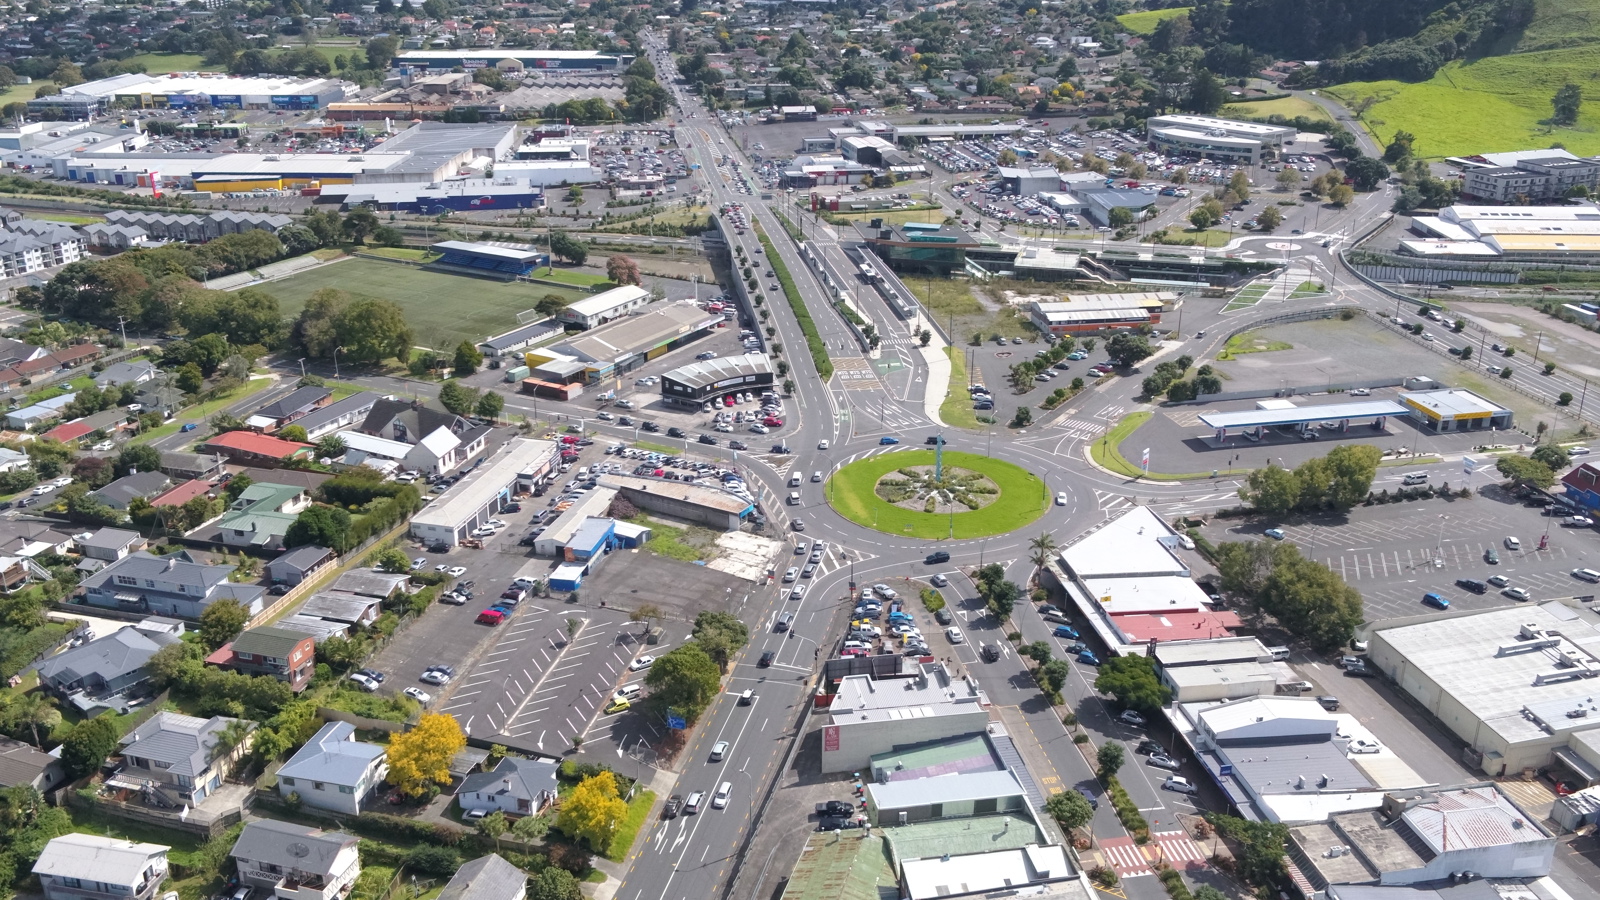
[1096,832,1207,879]
[1048,417,1106,440]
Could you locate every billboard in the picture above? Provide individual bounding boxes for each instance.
[210,94,242,108]
[271,95,320,110]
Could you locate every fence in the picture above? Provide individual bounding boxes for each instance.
[1354,265,1519,285]
[66,783,245,838]
[318,706,411,734]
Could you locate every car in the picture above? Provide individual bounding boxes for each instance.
[818,815,860,831]
[403,687,431,703]
[945,626,965,644]
[790,584,807,600]
[980,643,1001,662]
[663,795,684,818]
[1077,649,1101,666]
[1349,388,1371,396]
[1567,516,1596,528]
[1488,574,1511,587]
[811,471,824,483]
[51,476,71,488]
[1485,549,1500,565]
[1264,528,1286,540]
[1349,739,1381,754]
[818,440,830,450]
[1135,738,1163,756]
[410,557,427,570]
[879,436,899,445]
[1117,710,1147,727]
[759,650,776,667]
[1455,579,1487,594]
[1504,587,1532,602]
[1146,753,1182,771]
[684,791,704,814]
[710,741,730,761]
[699,434,718,445]
[1317,696,1341,711]
[1055,491,1068,506]
[629,654,656,671]
[447,566,467,578]
[802,563,817,578]
[1422,592,1450,610]
[1571,447,1593,456]
[930,572,949,587]
[792,519,806,532]
[783,566,799,582]
[934,607,953,625]
[1053,624,1080,639]
[604,698,631,714]
[926,551,950,564]
[1506,536,1522,550]
[347,673,379,692]
[1161,776,1198,795]
[739,689,755,705]
[476,609,506,625]
[356,668,386,684]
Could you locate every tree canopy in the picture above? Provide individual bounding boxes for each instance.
[1093,655,1172,713]
[386,712,466,797]
[556,772,627,853]
[643,643,722,723]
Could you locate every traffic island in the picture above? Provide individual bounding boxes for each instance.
[824,449,1048,538]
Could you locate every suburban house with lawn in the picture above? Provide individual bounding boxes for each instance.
[456,756,560,816]
[33,834,169,900]
[77,527,145,563]
[80,550,267,619]
[231,820,361,900]
[206,625,316,691]
[353,398,491,476]
[295,391,381,441]
[246,386,332,432]
[206,482,312,550]
[111,712,254,809]
[0,735,66,792]
[436,854,526,900]
[200,431,316,466]
[276,721,388,814]
[37,623,183,714]
[89,471,174,511]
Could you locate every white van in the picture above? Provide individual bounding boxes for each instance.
[787,492,801,506]
[789,473,802,487]
[612,684,642,703]
[1402,473,1429,485]
[712,781,732,809]
[1575,568,1600,583]
[1267,646,1291,661]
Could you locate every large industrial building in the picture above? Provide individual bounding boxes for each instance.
[555,285,652,330]
[60,72,348,111]
[395,50,629,72]
[1026,292,1174,335]
[1405,202,1600,261]
[1144,115,1297,165]
[525,302,721,384]
[409,438,557,547]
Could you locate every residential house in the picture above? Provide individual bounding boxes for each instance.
[80,550,266,619]
[436,855,526,900]
[295,591,382,628]
[246,386,331,432]
[0,447,28,472]
[0,556,37,590]
[200,431,315,466]
[42,421,93,445]
[113,712,253,808]
[206,625,315,691]
[276,722,388,814]
[134,379,184,417]
[0,735,66,792]
[7,219,86,267]
[37,624,182,714]
[77,527,144,562]
[295,392,381,441]
[230,820,361,900]
[149,479,216,510]
[355,399,492,477]
[158,451,225,481]
[0,518,75,557]
[205,482,312,550]
[327,570,409,600]
[33,834,169,900]
[5,393,75,430]
[94,361,159,391]
[456,756,559,816]
[89,471,173,511]
[265,545,336,587]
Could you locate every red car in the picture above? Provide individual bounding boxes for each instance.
[476,609,506,625]
[763,416,784,427]
[561,436,579,445]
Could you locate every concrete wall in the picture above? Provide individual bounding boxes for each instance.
[819,709,990,774]
[616,486,743,531]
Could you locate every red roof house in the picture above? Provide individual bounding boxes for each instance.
[150,479,216,508]
[200,431,314,465]
[43,421,94,444]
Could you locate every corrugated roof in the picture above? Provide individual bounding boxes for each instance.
[436,854,527,900]
[278,721,385,787]
[33,834,166,885]
[867,769,1023,809]
[1401,786,1548,852]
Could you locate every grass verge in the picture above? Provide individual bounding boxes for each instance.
[1219,95,1333,124]
[629,515,718,562]
[824,449,1048,538]
[362,246,437,262]
[758,231,832,380]
[606,788,657,862]
[1219,331,1293,358]
[132,376,279,445]
[1115,6,1192,33]
[939,347,984,431]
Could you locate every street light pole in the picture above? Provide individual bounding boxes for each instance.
[333,346,345,379]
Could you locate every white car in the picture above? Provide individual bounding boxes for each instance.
[818,440,830,450]
[30,484,53,496]
[419,670,451,686]
[447,566,467,578]
[487,519,507,529]
[1054,491,1067,506]
[1349,739,1381,754]
[435,563,450,572]
[629,654,657,671]
[411,557,427,570]
[51,477,72,488]
[347,673,379,692]
[91,440,114,452]
[1506,536,1522,550]
[1349,388,1371,396]
[404,687,431,704]
[946,627,965,644]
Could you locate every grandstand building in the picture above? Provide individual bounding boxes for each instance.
[429,241,549,280]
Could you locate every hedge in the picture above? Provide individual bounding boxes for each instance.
[759,233,833,380]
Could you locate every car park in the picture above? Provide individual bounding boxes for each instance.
[1162,776,1198,795]
[1422,593,1450,610]
[1146,753,1181,771]
[1117,710,1146,727]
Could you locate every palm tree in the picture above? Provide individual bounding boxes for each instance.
[9,692,58,748]
[1029,533,1058,584]
[212,719,256,763]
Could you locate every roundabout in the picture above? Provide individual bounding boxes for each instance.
[823,449,1050,539]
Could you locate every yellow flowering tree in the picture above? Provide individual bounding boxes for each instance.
[557,772,628,852]
[386,712,465,797]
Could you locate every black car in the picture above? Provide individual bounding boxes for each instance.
[818,799,855,817]
[356,668,386,683]
[925,435,944,445]
[1455,578,1487,594]
[934,607,954,625]
[668,427,687,438]
[771,443,791,454]
[729,440,748,451]
[925,551,950,564]
[642,421,662,433]
[618,416,633,426]
[269,584,290,595]
[698,434,719,445]
[979,644,1001,662]
[663,794,683,818]
[429,542,450,554]
[758,650,776,667]
[1135,738,1163,756]
[1076,787,1099,810]
[818,816,861,831]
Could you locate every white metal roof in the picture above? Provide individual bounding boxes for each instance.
[413,439,558,530]
[1198,400,1409,429]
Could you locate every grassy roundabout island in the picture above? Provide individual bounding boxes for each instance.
[824,449,1049,539]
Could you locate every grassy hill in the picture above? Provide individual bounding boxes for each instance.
[1116,6,1192,34]
[1329,0,1600,157]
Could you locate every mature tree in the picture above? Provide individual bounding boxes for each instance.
[1256,205,1283,231]
[61,715,119,777]
[114,444,162,478]
[1345,157,1391,191]
[285,505,353,551]
[1107,206,1135,228]
[1531,445,1572,473]
[1382,130,1416,163]
[1096,741,1124,778]
[1497,454,1555,490]
[438,380,480,417]
[476,810,508,850]
[1045,789,1094,831]
[277,425,309,444]
[1261,551,1364,652]
[476,391,504,421]
[549,232,588,265]
[691,610,749,671]
[199,598,250,651]
[342,207,379,244]
[1184,68,1227,115]
[557,772,627,852]
[336,298,413,365]
[1190,205,1220,230]
[512,811,552,843]
[453,341,483,377]
[1093,655,1172,713]
[365,35,401,70]
[373,547,412,573]
[528,866,581,900]
[1553,83,1584,126]
[1105,332,1154,367]
[317,435,348,459]
[1210,815,1290,888]
[176,362,204,395]
[1215,540,1290,598]
[386,712,466,797]
[1328,183,1355,206]
[1239,464,1300,514]
[606,255,642,286]
[629,603,664,635]
[50,60,85,88]
[642,643,721,722]
[1275,168,1301,192]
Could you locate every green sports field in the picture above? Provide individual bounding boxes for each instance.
[824,449,1048,539]
[256,258,587,349]
[1115,6,1193,34]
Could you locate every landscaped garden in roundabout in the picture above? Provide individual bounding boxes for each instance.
[824,449,1049,538]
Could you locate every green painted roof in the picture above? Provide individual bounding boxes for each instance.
[781,832,897,900]
[232,482,305,512]
[870,734,994,776]
[880,812,1043,869]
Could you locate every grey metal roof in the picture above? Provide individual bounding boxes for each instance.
[0,736,59,787]
[33,834,167,885]
[1198,400,1411,430]
[119,712,243,777]
[661,353,773,391]
[277,721,385,787]
[329,570,409,599]
[82,550,231,596]
[459,756,559,802]
[867,769,1024,810]
[80,528,140,551]
[229,819,358,878]
[1222,738,1374,796]
[269,545,335,574]
[230,625,309,659]
[297,591,380,624]
[253,386,331,420]
[37,625,179,687]
[90,471,172,508]
[293,392,380,435]
[437,854,526,900]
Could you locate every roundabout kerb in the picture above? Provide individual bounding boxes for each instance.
[823,449,1049,539]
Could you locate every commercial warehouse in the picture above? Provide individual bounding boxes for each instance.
[1405,202,1600,261]
[1026,292,1174,335]
[63,73,349,110]
[1144,115,1296,165]
[395,50,629,72]
[600,474,753,530]
[555,285,652,330]
[527,302,721,383]
[818,663,991,773]
[410,439,558,547]
[659,353,774,409]
[318,178,547,213]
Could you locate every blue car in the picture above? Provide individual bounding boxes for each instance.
[1077,649,1101,666]
[1053,624,1079,639]
[879,436,900,445]
[1264,528,1286,540]
[1423,592,1451,610]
